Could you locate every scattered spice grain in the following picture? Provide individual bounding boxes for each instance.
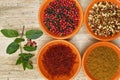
[42,44,76,78]
[88,1,120,37]
[86,46,120,80]
[43,0,80,36]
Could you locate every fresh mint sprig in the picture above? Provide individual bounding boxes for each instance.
[1,26,43,70]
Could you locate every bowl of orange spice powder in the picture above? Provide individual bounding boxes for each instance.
[82,42,120,80]
[38,0,83,39]
[37,40,81,80]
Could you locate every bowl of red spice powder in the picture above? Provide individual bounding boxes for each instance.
[84,0,120,41]
[37,40,81,80]
[82,42,120,80]
[38,0,83,39]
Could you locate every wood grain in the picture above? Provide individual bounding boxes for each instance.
[0,0,120,80]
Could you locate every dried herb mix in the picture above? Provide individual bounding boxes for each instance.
[86,46,120,80]
[88,1,120,37]
[42,44,76,77]
[43,0,79,36]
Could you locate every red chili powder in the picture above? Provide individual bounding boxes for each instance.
[43,0,80,36]
[42,44,76,77]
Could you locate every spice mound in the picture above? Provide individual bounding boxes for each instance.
[42,44,76,78]
[86,46,120,80]
[43,0,80,36]
[88,1,120,37]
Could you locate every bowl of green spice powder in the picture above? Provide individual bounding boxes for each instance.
[82,42,120,80]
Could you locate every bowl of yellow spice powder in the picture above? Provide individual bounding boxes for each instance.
[84,0,120,41]
[82,42,120,80]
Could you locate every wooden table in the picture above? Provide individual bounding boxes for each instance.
[0,0,120,80]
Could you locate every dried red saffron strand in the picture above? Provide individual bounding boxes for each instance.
[43,0,79,36]
[42,44,76,77]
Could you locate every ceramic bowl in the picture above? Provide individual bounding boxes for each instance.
[38,0,83,39]
[84,0,120,41]
[37,40,81,80]
[82,42,120,80]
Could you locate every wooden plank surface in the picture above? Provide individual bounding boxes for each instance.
[0,0,120,80]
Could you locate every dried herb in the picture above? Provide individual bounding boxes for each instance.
[42,44,76,78]
[88,1,120,37]
[86,46,120,80]
[1,26,43,70]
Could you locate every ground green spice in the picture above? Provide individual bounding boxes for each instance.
[86,46,120,80]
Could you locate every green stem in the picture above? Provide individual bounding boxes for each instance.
[20,26,25,53]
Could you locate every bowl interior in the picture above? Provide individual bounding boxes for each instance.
[37,40,81,80]
[82,42,120,80]
[39,0,83,39]
[84,0,120,41]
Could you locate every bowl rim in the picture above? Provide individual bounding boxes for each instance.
[38,0,83,39]
[37,40,81,80]
[84,0,120,41]
[82,41,120,80]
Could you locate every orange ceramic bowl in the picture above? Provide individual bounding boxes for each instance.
[82,42,120,80]
[38,0,83,39]
[84,0,120,41]
[37,40,81,80]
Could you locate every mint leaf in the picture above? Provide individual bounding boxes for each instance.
[22,61,33,70]
[1,29,19,38]
[16,57,23,65]
[14,38,25,43]
[16,53,34,70]
[23,46,36,52]
[7,42,19,54]
[23,62,27,70]
[19,53,34,59]
[25,30,43,39]
[17,53,34,70]
[26,62,33,69]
